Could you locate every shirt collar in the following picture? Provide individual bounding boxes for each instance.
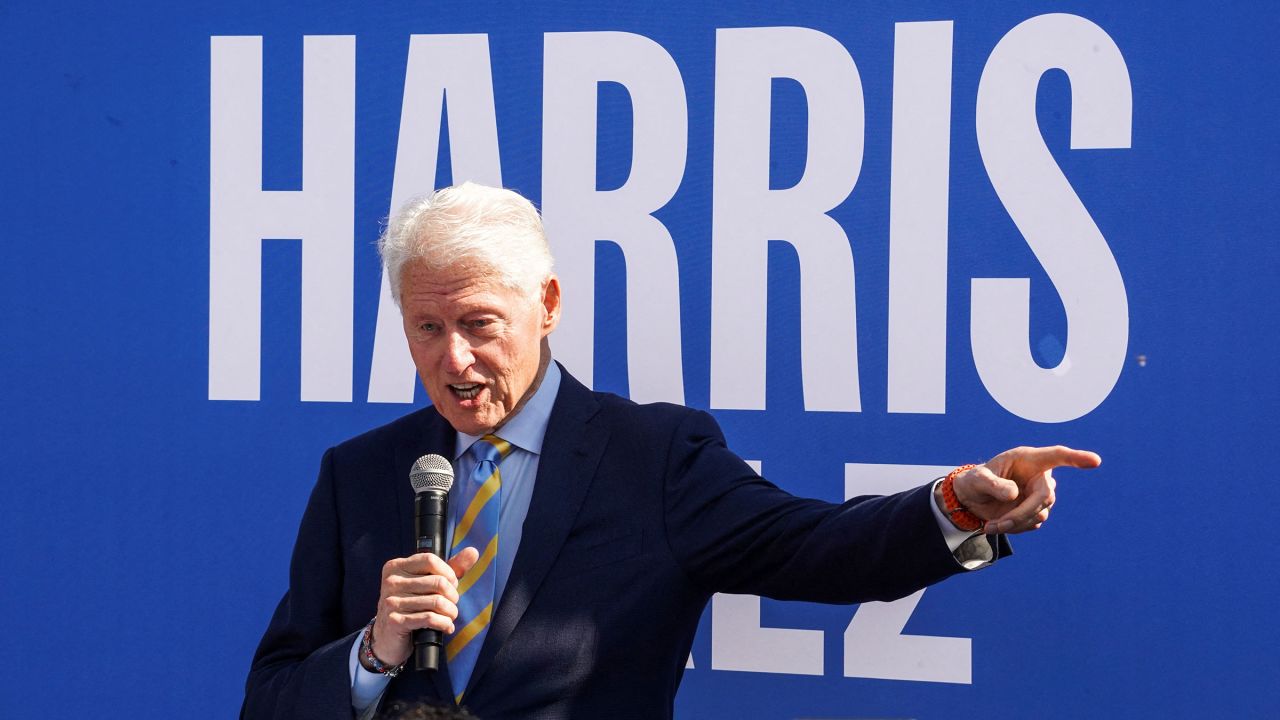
[454,360,561,460]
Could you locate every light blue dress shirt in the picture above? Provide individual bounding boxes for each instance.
[350,362,561,711]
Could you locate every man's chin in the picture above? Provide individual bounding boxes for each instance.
[438,406,498,436]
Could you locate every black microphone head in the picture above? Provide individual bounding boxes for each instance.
[410,454,454,494]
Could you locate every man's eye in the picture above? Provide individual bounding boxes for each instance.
[419,322,439,333]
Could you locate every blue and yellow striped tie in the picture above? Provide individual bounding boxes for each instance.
[447,434,512,703]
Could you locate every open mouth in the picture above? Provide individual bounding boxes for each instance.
[449,383,483,400]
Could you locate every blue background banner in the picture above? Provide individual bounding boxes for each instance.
[2,2,1277,717]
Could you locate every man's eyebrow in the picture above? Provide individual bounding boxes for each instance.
[459,305,507,317]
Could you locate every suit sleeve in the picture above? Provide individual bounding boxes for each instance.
[661,409,980,604]
[242,448,359,720]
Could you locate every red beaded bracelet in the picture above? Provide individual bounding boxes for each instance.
[941,464,985,532]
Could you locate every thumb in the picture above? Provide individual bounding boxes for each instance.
[448,546,481,580]
[965,465,1019,503]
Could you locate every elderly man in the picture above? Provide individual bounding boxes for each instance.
[243,183,1100,720]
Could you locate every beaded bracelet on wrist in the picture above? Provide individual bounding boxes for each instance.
[941,464,985,533]
[360,617,405,677]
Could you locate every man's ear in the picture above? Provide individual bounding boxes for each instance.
[541,276,562,334]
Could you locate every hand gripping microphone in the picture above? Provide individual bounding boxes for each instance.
[409,454,454,671]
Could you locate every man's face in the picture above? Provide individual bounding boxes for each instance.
[400,260,560,435]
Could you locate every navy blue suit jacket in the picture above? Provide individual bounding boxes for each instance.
[244,368,980,719]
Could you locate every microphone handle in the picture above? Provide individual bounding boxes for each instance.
[412,489,449,671]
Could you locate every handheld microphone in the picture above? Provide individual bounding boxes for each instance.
[409,454,454,672]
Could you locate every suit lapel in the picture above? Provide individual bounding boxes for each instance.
[465,369,608,695]
[391,406,459,705]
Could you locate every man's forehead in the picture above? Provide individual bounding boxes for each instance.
[402,262,525,308]
[404,259,496,289]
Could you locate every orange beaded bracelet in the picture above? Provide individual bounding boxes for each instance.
[940,464,985,532]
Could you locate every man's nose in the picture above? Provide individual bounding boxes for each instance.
[443,331,475,374]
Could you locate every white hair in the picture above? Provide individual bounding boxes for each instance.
[378,182,554,306]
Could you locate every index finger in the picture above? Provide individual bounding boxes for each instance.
[1023,445,1101,471]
